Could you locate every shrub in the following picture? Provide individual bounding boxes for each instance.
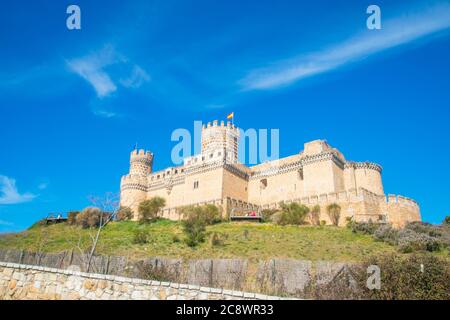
[117,206,133,221]
[138,197,166,223]
[67,211,80,225]
[373,224,398,245]
[132,229,149,244]
[360,254,450,300]
[320,220,326,226]
[181,204,221,225]
[397,228,442,253]
[171,234,181,243]
[182,219,206,247]
[75,207,104,229]
[349,221,379,235]
[312,253,450,300]
[261,209,278,222]
[309,205,321,226]
[209,232,228,247]
[277,203,309,226]
[327,203,341,226]
[444,216,450,225]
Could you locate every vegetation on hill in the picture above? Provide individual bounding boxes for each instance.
[2,218,447,262]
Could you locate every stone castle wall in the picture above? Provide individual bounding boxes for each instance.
[0,262,285,300]
[119,123,420,227]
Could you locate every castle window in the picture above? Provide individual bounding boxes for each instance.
[194,181,199,189]
[298,168,304,180]
[210,154,213,158]
[260,179,268,190]
[175,169,178,174]
[157,175,160,179]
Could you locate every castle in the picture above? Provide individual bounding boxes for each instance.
[120,120,421,228]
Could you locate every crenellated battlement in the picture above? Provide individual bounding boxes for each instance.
[130,149,153,163]
[119,120,420,227]
[345,161,382,173]
[260,187,419,210]
[201,120,238,131]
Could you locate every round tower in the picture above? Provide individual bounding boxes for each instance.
[120,149,153,220]
[129,149,153,176]
[345,161,384,195]
[201,120,240,163]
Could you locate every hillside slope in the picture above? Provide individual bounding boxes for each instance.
[0,220,402,262]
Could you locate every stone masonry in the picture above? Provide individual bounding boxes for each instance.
[0,262,290,300]
[120,120,421,228]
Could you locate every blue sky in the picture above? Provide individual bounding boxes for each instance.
[1,0,450,232]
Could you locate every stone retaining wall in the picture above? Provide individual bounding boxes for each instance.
[0,262,290,300]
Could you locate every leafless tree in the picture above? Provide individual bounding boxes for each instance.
[85,192,120,271]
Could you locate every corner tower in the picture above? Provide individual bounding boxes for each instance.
[120,149,153,219]
[129,149,153,175]
[201,120,240,163]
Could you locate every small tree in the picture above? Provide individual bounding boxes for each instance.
[327,203,341,226]
[309,205,321,226]
[117,206,133,221]
[138,197,166,223]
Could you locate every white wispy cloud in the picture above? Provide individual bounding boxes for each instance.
[67,46,151,100]
[120,65,151,88]
[67,46,123,98]
[0,175,36,205]
[240,3,450,90]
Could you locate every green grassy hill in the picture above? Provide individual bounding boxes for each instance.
[0,220,405,262]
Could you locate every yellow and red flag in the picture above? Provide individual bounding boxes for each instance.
[227,112,234,119]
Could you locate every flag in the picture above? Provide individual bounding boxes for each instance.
[227,112,234,119]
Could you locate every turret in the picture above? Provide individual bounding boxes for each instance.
[344,161,384,195]
[120,149,153,220]
[201,120,240,163]
[129,149,153,176]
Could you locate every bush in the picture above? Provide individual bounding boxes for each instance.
[309,205,321,226]
[75,207,104,229]
[312,253,450,300]
[117,206,133,221]
[261,209,278,222]
[397,228,442,253]
[361,254,450,300]
[181,204,221,225]
[277,203,309,226]
[132,229,149,244]
[67,211,80,225]
[327,203,341,226]
[138,197,166,223]
[349,221,379,235]
[373,224,398,245]
[209,232,228,247]
[182,219,206,247]
[444,216,450,225]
